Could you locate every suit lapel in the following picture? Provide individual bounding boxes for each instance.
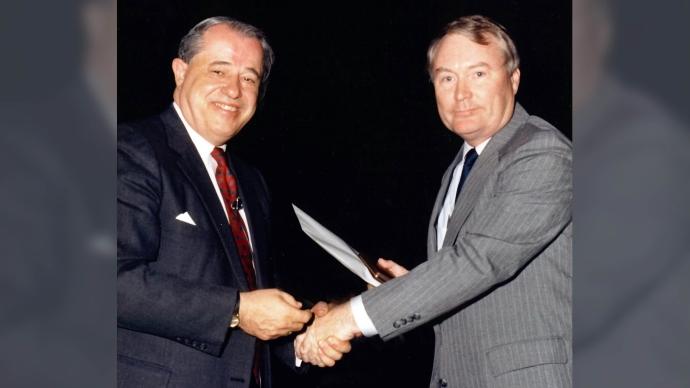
[160,107,249,290]
[440,103,529,248]
[427,149,465,255]
[228,153,269,289]
[441,148,497,247]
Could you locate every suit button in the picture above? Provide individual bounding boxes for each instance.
[393,321,401,328]
[439,378,448,387]
[400,318,408,325]
[201,343,208,350]
[413,313,421,319]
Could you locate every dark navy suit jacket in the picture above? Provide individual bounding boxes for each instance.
[117,106,295,388]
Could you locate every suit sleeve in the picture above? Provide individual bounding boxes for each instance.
[361,133,572,340]
[117,124,236,356]
[270,335,310,374]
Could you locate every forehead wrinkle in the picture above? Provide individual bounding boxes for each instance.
[208,60,232,66]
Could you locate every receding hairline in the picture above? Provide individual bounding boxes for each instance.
[430,32,512,71]
[195,25,265,62]
[426,16,520,77]
[430,31,513,72]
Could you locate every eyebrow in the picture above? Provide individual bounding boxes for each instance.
[434,62,491,74]
[208,60,261,78]
[434,66,454,74]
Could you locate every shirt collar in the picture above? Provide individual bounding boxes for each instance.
[172,102,226,158]
[462,137,491,158]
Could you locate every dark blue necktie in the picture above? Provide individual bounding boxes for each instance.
[455,148,478,199]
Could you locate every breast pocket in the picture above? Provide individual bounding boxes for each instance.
[158,221,224,279]
[160,220,212,250]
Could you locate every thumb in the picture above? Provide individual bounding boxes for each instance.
[311,301,329,317]
[377,258,409,277]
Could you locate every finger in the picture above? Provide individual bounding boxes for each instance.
[284,321,304,332]
[377,258,408,277]
[302,339,319,365]
[279,291,302,308]
[294,340,304,359]
[307,333,324,359]
[292,308,313,324]
[299,343,310,361]
[317,343,337,367]
[377,258,395,270]
[298,337,310,359]
[311,301,329,317]
[318,339,344,361]
[377,258,393,272]
[317,350,335,367]
[326,336,351,354]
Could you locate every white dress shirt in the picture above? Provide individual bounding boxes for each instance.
[172,103,254,250]
[350,138,491,337]
[435,138,490,249]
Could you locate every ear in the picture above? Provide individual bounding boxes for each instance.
[510,68,521,95]
[172,58,188,87]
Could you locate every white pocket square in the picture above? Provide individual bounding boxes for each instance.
[175,212,196,226]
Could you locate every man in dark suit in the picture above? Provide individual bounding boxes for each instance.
[117,17,347,388]
[296,15,572,388]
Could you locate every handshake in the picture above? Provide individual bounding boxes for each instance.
[236,258,408,368]
[296,258,409,367]
[293,299,359,367]
[234,289,355,367]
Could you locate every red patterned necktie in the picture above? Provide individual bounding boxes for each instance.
[211,147,257,290]
[211,148,261,385]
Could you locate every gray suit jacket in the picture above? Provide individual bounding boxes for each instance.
[361,104,572,388]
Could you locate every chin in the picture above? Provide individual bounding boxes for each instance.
[452,122,477,133]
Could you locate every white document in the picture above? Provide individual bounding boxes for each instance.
[292,204,381,287]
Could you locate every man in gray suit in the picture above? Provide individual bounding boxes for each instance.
[296,15,572,388]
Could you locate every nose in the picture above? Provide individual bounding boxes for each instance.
[222,75,241,99]
[454,80,472,101]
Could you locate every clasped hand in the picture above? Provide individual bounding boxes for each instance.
[238,289,312,341]
[235,289,352,366]
[294,301,358,367]
[295,258,409,367]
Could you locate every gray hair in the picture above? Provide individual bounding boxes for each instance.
[427,15,520,78]
[178,16,275,98]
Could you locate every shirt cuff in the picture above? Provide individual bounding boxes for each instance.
[350,296,378,337]
[295,356,302,367]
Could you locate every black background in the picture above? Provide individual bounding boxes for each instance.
[118,1,570,386]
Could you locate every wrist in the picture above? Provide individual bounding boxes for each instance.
[335,302,361,338]
[229,291,241,328]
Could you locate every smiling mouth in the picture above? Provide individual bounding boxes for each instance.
[214,102,239,112]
